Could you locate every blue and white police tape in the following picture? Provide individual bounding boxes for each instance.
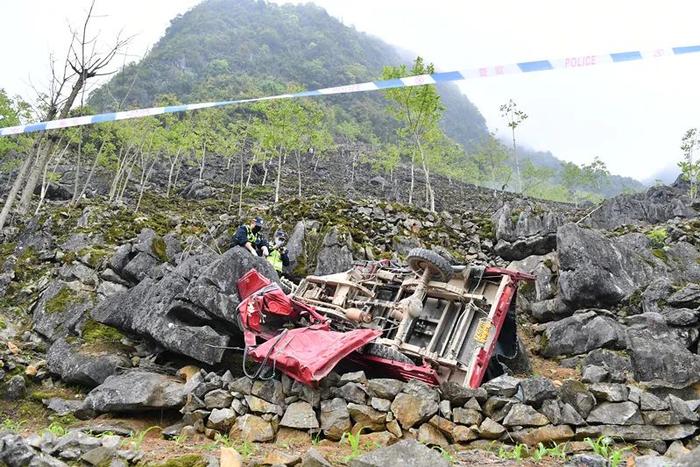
[2,44,699,137]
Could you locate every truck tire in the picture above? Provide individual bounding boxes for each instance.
[363,343,414,364]
[406,248,453,282]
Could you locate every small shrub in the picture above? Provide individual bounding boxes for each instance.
[584,436,631,467]
[124,426,161,450]
[1,417,24,432]
[44,421,68,437]
[341,430,364,461]
[497,443,528,460]
[646,227,668,248]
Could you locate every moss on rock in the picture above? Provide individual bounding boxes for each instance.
[82,319,124,344]
[151,236,168,262]
[45,288,81,314]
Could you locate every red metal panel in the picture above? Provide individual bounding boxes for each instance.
[347,353,440,385]
[248,325,381,386]
[237,269,272,299]
[467,278,517,388]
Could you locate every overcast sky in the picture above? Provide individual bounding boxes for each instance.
[3,0,700,182]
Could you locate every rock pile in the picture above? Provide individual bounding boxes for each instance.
[0,428,144,467]
[153,370,700,455]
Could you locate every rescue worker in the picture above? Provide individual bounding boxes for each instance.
[267,229,290,274]
[233,216,269,257]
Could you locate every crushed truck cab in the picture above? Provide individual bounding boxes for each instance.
[235,248,533,388]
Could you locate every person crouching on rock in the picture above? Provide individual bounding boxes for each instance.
[267,229,290,275]
[233,216,269,257]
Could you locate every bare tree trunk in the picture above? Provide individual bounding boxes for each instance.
[110,142,139,203]
[313,153,321,172]
[350,150,356,188]
[36,139,70,215]
[238,149,244,217]
[414,134,434,212]
[245,154,256,188]
[117,158,136,204]
[261,160,269,186]
[77,141,103,201]
[228,157,237,209]
[296,150,302,198]
[173,152,185,191]
[108,146,128,201]
[166,148,182,198]
[17,142,53,214]
[0,139,43,230]
[198,141,206,180]
[275,151,282,203]
[135,158,156,212]
[512,127,521,193]
[71,136,82,203]
[408,154,415,205]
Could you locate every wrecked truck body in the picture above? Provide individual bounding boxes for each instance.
[235,248,533,388]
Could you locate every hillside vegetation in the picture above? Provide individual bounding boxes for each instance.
[83,0,642,203]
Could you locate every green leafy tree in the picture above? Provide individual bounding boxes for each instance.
[0,90,33,159]
[499,99,528,193]
[678,128,700,198]
[561,161,585,206]
[192,108,224,180]
[467,133,512,191]
[581,156,610,193]
[382,56,444,211]
[522,160,555,197]
[253,89,309,203]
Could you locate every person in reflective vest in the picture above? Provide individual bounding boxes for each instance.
[233,217,269,257]
[267,229,290,274]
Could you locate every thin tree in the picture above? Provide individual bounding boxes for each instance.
[679,128,700,199]
[499,99,528,193]
[382,57,444,211]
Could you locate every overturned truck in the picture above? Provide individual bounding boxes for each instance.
[235,248,533,389]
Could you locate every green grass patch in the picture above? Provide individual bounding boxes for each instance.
[82,319,124,344]
[651,248,668,263]
[44,288,82,314]
[147,455,207,467]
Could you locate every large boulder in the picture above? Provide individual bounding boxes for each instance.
[557,223,700,309]
[285,220,320,275]
[540,310,627,357]
[625,313,700,389]
[493,202,566,261]
[81,371,186,413]
[390,380,440,429]
[46,338,128,387]
[315,227,353,275]
[91,248,278,364]
[349,439,449,467]
[32,281,94,342]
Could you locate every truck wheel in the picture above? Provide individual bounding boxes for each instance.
[406,248,453,282]
[363,343,414,364]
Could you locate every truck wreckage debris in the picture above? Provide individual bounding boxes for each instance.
[235,248,534,388]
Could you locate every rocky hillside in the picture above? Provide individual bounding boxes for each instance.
[1,148,700,466]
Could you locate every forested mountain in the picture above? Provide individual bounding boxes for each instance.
[89,0,488,150]
[89,0,644,200]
